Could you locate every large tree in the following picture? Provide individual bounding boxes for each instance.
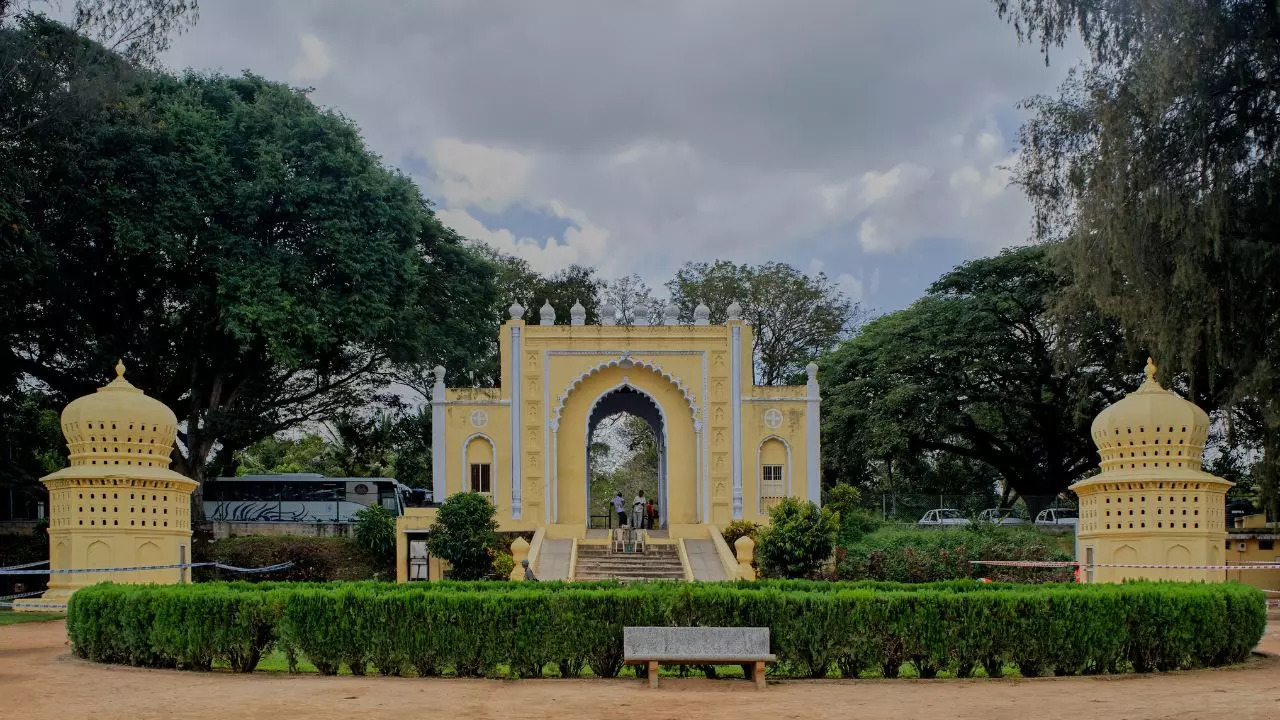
[600,273,664,326]
[994,0,1280,509]
[821,246,1129,516]
[2,24,496,492]
[666,260,856,385]
[1,1,198,64]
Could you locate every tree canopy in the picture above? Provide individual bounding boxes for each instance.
[821,246,1129,516]
[995,0,1280,511]
[2,21,496,487]
[666,260,857,385]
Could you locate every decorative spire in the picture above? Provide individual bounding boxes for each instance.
[105,359,138,391]
[599,299,618,326]
[570,299,586,326]
[508,300,525,321]
[1145,356,1157,382]
[693,300,710,326]
[663,301,680,325]
[539,300,555,325]
[727,299,742,321]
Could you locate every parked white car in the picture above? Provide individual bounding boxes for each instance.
[977,508,1025,525]
[1034,508,1079,528]
[918,508,970,526]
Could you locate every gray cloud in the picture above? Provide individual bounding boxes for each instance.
[160,0,1076,309]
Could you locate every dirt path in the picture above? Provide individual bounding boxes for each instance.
[4,619,1280,720]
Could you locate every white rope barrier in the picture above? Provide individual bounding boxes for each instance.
[0,560,294,576]
[0,559,51,572]
[970,559,1280,570]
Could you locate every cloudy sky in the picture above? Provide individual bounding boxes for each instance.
[156,0,1078,313]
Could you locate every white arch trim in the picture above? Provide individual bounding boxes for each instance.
[551,354,699,427]
[756,435,792,515]
[461,433,497,497]
[580,379,674,527]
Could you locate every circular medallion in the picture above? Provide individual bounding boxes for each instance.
[470,410,488,428]
[764,408,783,429]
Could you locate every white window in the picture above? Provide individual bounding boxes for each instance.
[469,463,492,497]
[761,465,784,498]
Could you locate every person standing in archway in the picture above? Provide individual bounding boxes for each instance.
[612,492,626,528]
[633,490,647,529]
[646,498,658,530]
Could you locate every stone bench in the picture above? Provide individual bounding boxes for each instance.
[623,626,776,689]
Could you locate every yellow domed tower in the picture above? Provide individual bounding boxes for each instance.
[1072,358,1232,583]
[13,361,197,610]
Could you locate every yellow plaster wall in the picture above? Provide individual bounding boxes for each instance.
[407,313,820,574]
[1224,530,1280,590]
[1075,477,1230,583]
[555,364,699,525]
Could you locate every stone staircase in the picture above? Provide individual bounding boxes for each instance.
[573,543,687,581]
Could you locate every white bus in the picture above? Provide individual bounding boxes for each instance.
[204,473,408,523]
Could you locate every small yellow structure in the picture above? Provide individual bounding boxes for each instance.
[1072,358,1232,583]
[13,362,196,610]
[1225,514,1280,590]
[397,299,820,580]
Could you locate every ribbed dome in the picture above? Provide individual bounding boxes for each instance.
[58,361,179,473]
[1090,358,1210,473]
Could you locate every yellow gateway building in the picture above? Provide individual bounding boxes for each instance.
[396,299,820,581]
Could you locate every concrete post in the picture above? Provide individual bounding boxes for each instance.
[510,536,530,581]
[734,535,756,581]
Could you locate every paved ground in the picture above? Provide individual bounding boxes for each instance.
[3,618,1279,720]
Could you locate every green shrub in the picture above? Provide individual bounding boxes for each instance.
[756,498,838,579]
[353,504,396,559]
[838,525,1072,583]
[427,492,499,580]
[720,520,760,547]
[67,580,1266,679]
[837,508,884,544]
[824,483,862,519]
[492,552,514,580]
[196,535,386,582]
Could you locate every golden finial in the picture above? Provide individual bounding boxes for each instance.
[115,359,126,379]
[1145,357,1157,382]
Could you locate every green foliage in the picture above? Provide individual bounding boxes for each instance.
[755,498,838,579]
[427,493,500,580]
[838,525,1072,584]
[234,407,433,488]
[824,483,862,519]
[821,246,1128,516]
[995,0,1280,511]
[666,260,856,385]
[353,505,396,560]
[836,508,883,545]
[492,552,514,581]
[1,20,497,487]
[67,580,1266,679]
[0,532,49,596]
[721,520,760,548]
[196,536,387,582]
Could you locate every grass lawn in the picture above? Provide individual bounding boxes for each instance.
[0,610,65,625]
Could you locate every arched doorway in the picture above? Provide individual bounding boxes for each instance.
[587,386,667,528]
[553,364,700,529]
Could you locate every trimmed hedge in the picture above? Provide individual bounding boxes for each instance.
[67,580,1264,679]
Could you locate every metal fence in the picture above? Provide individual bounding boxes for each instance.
[872,494,1074,524]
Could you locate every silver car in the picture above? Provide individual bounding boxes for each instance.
[977,508,1025,525]
[1034,508,1079,528]
[918,508,970,526]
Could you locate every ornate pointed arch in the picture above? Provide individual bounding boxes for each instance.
[550,353,699,427]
